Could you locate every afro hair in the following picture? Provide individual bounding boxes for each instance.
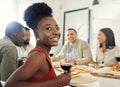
[24,2,53,30]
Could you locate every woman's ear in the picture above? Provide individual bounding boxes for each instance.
[34,30,38,37]
[34,30,41,41]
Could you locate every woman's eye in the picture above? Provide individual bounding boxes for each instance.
[46,27,52,30]
[46,26,60,31]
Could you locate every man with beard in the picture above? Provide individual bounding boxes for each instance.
[16,27,33,66]
[0,21,25,81]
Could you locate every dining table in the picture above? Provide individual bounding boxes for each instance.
[1,61,120,87]
[53,62,120,87]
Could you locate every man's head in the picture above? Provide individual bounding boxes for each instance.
[5,21,25,46]
[67,28,78,44]
[23,27,31,45]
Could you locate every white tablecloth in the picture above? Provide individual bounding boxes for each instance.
[54,69,120,87]
[96,76,120,87]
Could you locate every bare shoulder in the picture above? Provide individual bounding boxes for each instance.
[25,51,46,67]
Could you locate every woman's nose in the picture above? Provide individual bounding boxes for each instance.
[52,28,60,34]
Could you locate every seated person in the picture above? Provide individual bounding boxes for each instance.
[96,28,119,66]
[16,27,33,66]
[16,27,33,58]
[52,28,93,65]
[0,21,25,81]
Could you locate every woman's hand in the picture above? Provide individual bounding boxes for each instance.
[56,71,71,87]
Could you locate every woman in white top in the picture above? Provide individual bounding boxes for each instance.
[96,28,119,66]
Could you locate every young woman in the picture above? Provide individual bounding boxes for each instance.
[96,28,119,66]
[4,3,71,87]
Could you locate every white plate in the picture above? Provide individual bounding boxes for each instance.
[70,73,96,85]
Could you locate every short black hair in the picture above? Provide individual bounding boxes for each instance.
[67,28,77,34]
[99,28,116,49]
[24,2,53,30]
[5,21,24,37]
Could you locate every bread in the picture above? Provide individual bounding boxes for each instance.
[111,64,120,72]
[89,62,99,67]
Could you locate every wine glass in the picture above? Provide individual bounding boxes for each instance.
[115,51,120,64]
[60,54,73,73]
[49,53,54,57]
[17,57,27,67]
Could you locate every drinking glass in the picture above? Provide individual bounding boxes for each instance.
[49,53,54,57]
[115,51,120,64]
[17,57,27,67]
[60,54,73,73]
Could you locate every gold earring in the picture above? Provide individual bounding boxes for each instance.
[37,37,40,41]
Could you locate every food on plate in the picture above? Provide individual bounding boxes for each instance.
[89,62,99,67]
[89,61,104,68]
[53,62,60,68]
[54,63,60,68]
[111,64,120,72]
[71,65,93,73]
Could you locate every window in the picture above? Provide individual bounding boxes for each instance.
[0,0,16,38]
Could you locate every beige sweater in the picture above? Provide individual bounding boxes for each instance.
[96,46,119,66]
[56,39,93,65]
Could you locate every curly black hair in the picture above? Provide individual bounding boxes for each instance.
[24,2,53,30]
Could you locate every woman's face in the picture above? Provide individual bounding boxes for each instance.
[97,31,106,44]
[67,30,77,43]
[36,17,61,47]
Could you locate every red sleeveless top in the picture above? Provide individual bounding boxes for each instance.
[27,47,56,82]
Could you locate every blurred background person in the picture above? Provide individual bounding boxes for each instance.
[16,27,33,67]
[52,28,93,65]
[5,3,71,87]
[0,21,25,81]
[17,27,33,58]
[96,28,119,66]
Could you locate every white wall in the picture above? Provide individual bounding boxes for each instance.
[0,0,18,39]
[50,0,94,55]
[90,1,120,59]
[51,0,120,60]
[1,0,120,59]
[50,0,94,54]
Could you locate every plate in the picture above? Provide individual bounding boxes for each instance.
[88,63,104,69]
[91,67,120,79]
[71,65,94,73]
[71,71,81,78]
[71,73,96,85]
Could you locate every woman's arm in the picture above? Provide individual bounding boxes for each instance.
[4,51,71,87]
